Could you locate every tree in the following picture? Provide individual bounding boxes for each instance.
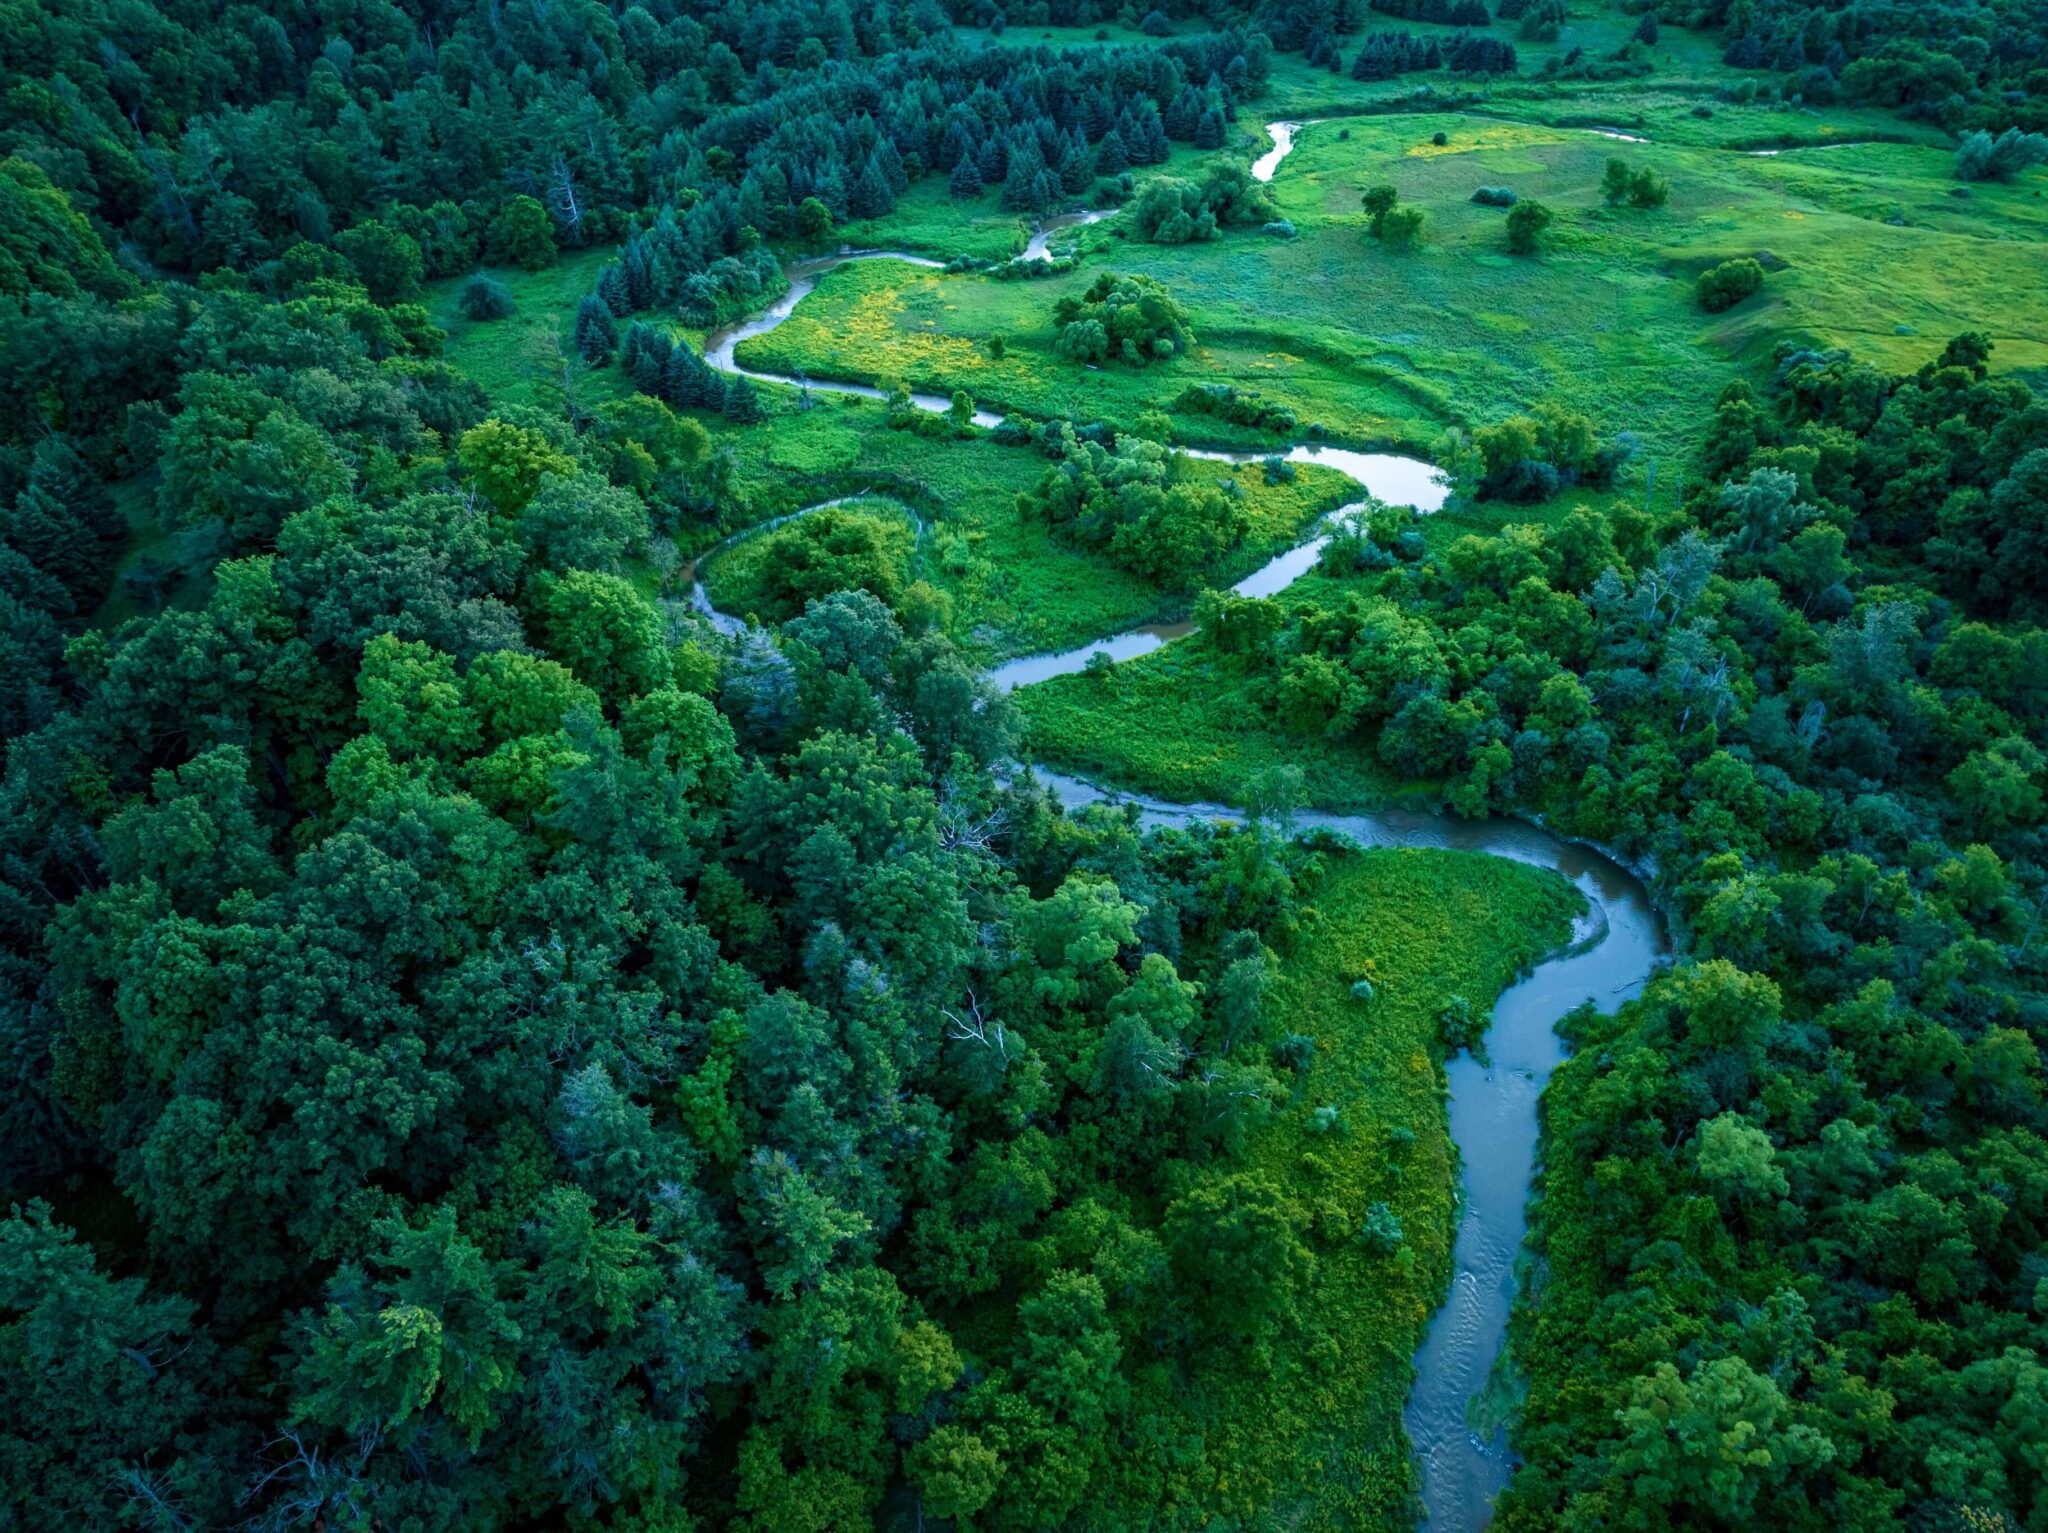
[335,219,424,305]
[486,195,555,271]
[1163,1171,1314,1332]
[723,374,767,424]
[517,469,648,574]
[1698,258,1765,313]
[540,569,669,697]
[1608,1358,1833,1523]
[1506,199,1553,254]
[797,195,834,243]
[291,1209,521,1447]
[1954,127,2048,182]
[458,418,576,513]
[1361,183,1400,237]
[459,274,516,320]
[1051,272,1194,366]
[0,156,127,300]
[1601,157,1633,204]
[1381,206,1426,248]
[0,1204,224,1528]
[910,1426,1004,1519]
[573,292,617,365]
[1627,168,1671,208]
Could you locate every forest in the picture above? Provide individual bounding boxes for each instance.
[2,0,2046,1530]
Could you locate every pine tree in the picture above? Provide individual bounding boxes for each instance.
[948,154,984,198]
[574,293,617,366]
[848,155,893,220]
[722,375,766,424]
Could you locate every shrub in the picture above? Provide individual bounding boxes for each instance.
[1052,272,1194,367]
[1262,218,1297,239]
[1627,168,1671,208]
[1019,433,1247,589]
[1471,186,1519,207]
[1128,161,1277,244]
[1954,127,2048,183]
[1360,183,1400,237]
[736,506,912,623]
[1698,257,1765,313]
[1381,206,1426,247]
[1358,1201,1405,1256]
[1506,199,1553,254]
[458,274,516,320]
[1173,383,1297,433]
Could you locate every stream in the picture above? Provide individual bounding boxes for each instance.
[694,127,1670,1529]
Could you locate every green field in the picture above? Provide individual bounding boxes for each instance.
[746,116,2047,476]
[1137,845,1581,1527]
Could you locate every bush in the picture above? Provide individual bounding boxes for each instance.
[727,506,911,623]
[1019,433,1248,589]
[1358,1201,1405,1257]
[1128,161,1277,245]
[1506,199,1553,254]
[1954,127,2048,183]
[1052,272,1194,367]
[1381,206,1426,247]
[1471,186,1519,207]
[1697,257,1765,313]
[1627,168,1671,208]
[458,274,516,320]
[1361,183,1401,238]
[1174,383,1297,433]
[1262,219,1297,239]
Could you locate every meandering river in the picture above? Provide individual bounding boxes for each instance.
[694,132,1669,1529]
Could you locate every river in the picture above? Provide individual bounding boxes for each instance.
[693,138,1669,1529]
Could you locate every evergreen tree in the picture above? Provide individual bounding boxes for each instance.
[723,374,766,423]
[574,293,618,365]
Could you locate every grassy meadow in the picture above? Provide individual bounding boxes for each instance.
[1136,845,1582,1527]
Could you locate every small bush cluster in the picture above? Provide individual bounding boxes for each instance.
[1697,257,1766,313]
[1174,383,1298,433]
[1053,272,1195,366]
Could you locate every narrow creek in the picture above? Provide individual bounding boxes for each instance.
[694,132,1670,1528]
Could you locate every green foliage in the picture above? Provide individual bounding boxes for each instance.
[1698,257,1766,313]
[487,195,556,272]
[1018,431,1247,590]
[709,504,915,624]
[1506,199,1554,254]
[1954,127,2048,182]
[1129,161,1278,244]
[0,157,127,300]
[1052,271,1194,367]
[1602,157,1669,208]
[1360,182,1401,238]
[459,417,576,514]
[459,274,517,320]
